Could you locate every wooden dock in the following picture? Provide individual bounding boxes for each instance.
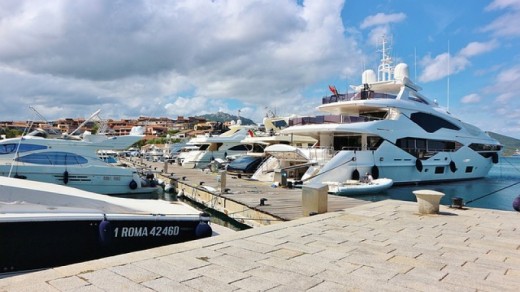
[125,158,370,227]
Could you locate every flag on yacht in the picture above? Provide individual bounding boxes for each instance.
[328,85,338,96]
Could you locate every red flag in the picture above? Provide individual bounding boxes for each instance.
[328,85,338,96]
[247,129,255,137]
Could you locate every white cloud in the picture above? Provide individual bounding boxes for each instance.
[359,12,406,46]
[0,0,363,121]
[482,0,520,37]
[360,13,406,29]
[459,40,498,57]
[419,40,497,82]
[485,0,520,11]
[461,93,482,104]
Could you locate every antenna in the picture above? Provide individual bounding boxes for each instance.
[414,47,417,81]
[377,35,394,82]
[447,41,450,112]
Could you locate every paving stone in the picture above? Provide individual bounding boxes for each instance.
[246,265,322,290]
[159,253,212,270]
[109,264,160,283]
[182,275,239,292]
[215,245,270,262]
[305,280,344,292]
[192,264,250,284]
[48,276,89,291]
[230,275,280,291]
[258,256,326,277]
[266,247,304,259]
[141,277,198,292]
[1,282,60,292]
[133,258,201,282]
[79,269,152,291]
[227,239,280,254]
[207,254,262,272]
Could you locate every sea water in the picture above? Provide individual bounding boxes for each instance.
[337,156,520,211]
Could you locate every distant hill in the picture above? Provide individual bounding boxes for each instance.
[198,112,256,125]
[487,131,520,156]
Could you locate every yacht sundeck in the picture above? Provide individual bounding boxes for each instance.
[281,37,502,186]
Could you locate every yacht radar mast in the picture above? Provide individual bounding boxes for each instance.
[377,35,394,82]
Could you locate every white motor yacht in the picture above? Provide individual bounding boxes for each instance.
[0,122,159,196]
[181,121,255,168]
[228,115,317,180]
[281,37,502,186]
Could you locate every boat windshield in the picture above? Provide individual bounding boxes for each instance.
[322,92,397,104]
[289,112,387,126]
[0,143,48,154]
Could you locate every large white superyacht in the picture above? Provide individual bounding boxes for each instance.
[281,38,502,186]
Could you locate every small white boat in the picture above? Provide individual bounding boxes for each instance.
[324,178,393,195]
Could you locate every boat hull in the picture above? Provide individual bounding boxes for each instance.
[326,178,393,195]
[0,213,211,273]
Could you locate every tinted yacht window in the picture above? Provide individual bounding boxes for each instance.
[0,143,47,154]
[15,151,88,165]
[410,113,460,133]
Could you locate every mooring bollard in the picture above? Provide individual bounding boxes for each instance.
[413,190,445,214]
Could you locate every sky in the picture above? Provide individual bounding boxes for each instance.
[0,0,519,138]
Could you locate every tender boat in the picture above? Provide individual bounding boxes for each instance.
[324,178,393,195]
[281,36,502,186]
[0,176,212,273]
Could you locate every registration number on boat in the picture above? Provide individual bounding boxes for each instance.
[113,226,180,238]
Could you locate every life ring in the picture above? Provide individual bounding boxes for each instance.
[449,160,457,172]
[351,169,360,180]
[63,170,69,184]
[415,159,423,172]
[129,179,138,190]
[371,165,379,179]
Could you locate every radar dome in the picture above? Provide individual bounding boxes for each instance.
[394,63,409,80]
[362,69,376,84]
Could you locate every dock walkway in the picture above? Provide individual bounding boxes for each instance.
[132,159,370,227]
[2,200,519,291]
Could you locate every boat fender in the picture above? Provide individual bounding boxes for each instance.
[371,165,380,179]
[513,195,520,212]
[13,173,27,179]
[415,159,423,172]
[352,169,360,180]
[63,170,69,184]
[98,218,113,246]
[129,179,138,190]
[449,160,457,173]
[492,153,499,164]
[195,222,212,238]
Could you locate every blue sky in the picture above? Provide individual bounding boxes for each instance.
[0,0,519,138]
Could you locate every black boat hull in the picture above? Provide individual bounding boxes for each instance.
[0,215,212,273]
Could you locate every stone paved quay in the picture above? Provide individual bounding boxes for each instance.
[1,200,519,291]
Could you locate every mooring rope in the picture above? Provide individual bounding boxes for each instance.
[465,157,520,205]
[465,181,520,205]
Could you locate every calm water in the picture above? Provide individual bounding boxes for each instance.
[336,156,520,211]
